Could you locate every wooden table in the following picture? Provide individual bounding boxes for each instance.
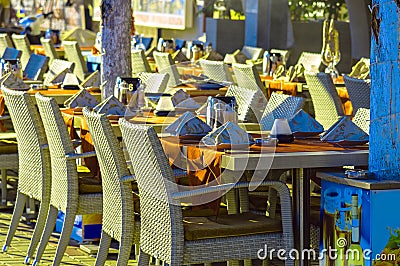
[30,44,93,58]
[220,140,368,265]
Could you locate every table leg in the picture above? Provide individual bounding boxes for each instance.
[293,168,311,266]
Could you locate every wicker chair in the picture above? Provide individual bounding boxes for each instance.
[138,72,169,93]
[43,59,75,86]
[260,92,305,130]
[62,40,89,81]
[225,84,264,122]
[1,88,51,264]
[297,52,322,73]
[353,108,370,134]
[131,49,151,74]
[241,46,264,61]
[23,54,49,80]
[232,63,267,95]
[40,37,59,65]
[11,34,32,69]
[153,51,180,87]
[305,73,344,130]
[2,47,22,60]
[343,75,370,115]
[199,59,234,83]
[82,108,140,265]
[119,120,294,266]
[0,33,14,56]
[32,93,102,266]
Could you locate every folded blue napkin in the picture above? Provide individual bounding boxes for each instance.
[165,111,211,136]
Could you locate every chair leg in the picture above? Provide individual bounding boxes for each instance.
[52,207,78,266]
[244,259,252,266]
[2,191,27,252]
[25,198,50,264]
[1,169,7,205]
[95,230,112,266]
[116,232,133,266]
[228,261,241,266]
[32,205,58,266]
[138,249,150,266]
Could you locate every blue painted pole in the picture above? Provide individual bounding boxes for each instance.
[369,0,400,180]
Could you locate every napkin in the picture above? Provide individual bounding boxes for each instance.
[49,68,70,85]
[288,63,305,82]
[1,73,30,91]
[63,73,80,85]
[202,50,224,61]
[172,50,189,62]
[171,89,190,106]
[174,97,201,110]
[93,95,127,115]
[288,109,324,135]
[201,121,253,146]
[64,88,100,108]
[81,70,101,88]
[195,102,207,116]
[165,111,211,136]
[320,116,369,142]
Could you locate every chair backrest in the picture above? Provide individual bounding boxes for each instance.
[131,49,151,74]
[232,63,267,95]
[352,108,370,135]
[241,46,264,61]
[305,72,345,129]
[138,72,169,93]
[2,47,22,60]
[226,84,262,122]
[1,88,51,202]
[82,108,133,243]
[43,59,75,86]
[297,52,321,73]
[153,51,180,87]
[40,37,59,65]
[260,92,305,130]
[35,93,78,211]
[343,75,370,115]
[119,120,183,262]
[199,59,234,83]
[11,34,32,69]
[0,33,14,57]
[24,54,49,80]
[62,40,88,81]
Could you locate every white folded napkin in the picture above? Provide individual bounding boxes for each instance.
[1,73,30,91]
[93,95,127,115]
[201,121,253,146]
[288,109,324,134]
[165,111,211,136]
[64,88,99,108]
[320,116,369,142]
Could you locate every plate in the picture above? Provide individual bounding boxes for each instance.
[187,82,225,90]
[178,134,207,140]
[203,142,254,151]
[326,140,369,148]
[293,131,323,139]
[154,110,176,117]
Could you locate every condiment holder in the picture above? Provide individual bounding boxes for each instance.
[270,118,294,143]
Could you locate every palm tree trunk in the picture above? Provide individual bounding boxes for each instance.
[100,0,132,99]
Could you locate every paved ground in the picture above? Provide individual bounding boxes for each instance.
[0,208,139,266]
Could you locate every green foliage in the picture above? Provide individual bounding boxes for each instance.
[289,0,348,21]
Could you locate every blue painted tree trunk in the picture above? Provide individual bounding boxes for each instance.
[369,0,400,180]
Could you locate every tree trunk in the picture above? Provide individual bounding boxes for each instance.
[100,0,132,99]
[369,0,400,180]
